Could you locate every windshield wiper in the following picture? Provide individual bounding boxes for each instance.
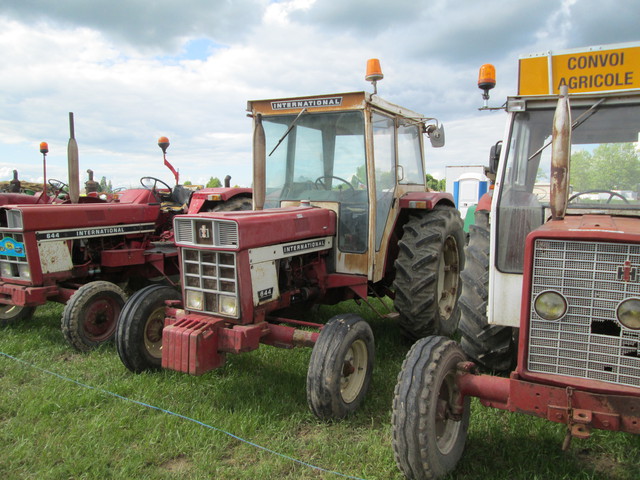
[528,98,607,162]
[268,108,308,156]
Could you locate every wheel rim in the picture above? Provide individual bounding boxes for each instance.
[82,296,120,341]
[143,306,166,359]
[437,235,460,320]
[435,370,463,454]
[340,339,368,404]
[0,305,24,320]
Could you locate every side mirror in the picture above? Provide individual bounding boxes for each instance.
[426,124,445,148]
[489,140,502,174]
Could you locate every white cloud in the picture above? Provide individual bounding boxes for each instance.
[0,1,638,189]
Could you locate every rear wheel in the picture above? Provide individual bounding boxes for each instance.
[392,336,470,480]
[458,210,516,372]
[61,281,126,352]
[210,196,253,212]
[116,284,181,373]
[393,206,465,339]
[0,305,36,327]
[306,314,374,420]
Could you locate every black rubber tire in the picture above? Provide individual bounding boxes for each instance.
[61,281,127,352]
[393,206,465,339]
[392,336,470,480]
[458,210,516,372]
[0,305,36,327]
[210,196,253,211]
[306,314,375,420]
[116,284,181,373]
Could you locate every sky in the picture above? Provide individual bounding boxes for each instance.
[0,0,638,190]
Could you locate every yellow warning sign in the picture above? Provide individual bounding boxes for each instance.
[519,43,640,95]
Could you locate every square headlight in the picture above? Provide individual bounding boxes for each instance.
[1,262,13,278]
[186,290,204,311]
[219,296,238,316]
[18,264,30,281]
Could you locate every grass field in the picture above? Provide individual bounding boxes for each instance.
[0,300,638,479]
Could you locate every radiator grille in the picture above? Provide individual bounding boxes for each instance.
[0,232,29,281]
[174,218,238,247]
[528,239,640,388]
[182,248,239,318]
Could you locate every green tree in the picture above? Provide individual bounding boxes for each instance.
[570,143,640,191]
[425,174,445,191]
[206,177,222,188]
[99,176,113,193]
[183,180,192,186]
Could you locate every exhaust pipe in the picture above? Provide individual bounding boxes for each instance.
[252,113,266,211]
[550,85,571,220]
[67,112,80,203]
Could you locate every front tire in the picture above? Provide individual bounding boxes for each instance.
[393,206,465,339]
[0,305,36,327]
[61,281,126,352]
[392,336,470,480]
[116,284,181,373]
[306,314,374,420]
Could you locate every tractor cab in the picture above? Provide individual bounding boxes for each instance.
[489,52,640,329]
[249,91,444,281]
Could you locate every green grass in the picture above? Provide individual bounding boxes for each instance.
[0,301,638,479]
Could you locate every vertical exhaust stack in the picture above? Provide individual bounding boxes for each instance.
[550,85,571,220]
[253,113,266,211]
[67,113,80,203]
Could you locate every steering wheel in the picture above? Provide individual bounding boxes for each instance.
[140,176,173,201]
[568,189,630,204]
[314,175,354,191]
[48,178,69,197]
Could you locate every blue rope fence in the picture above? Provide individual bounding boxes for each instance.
[0,350,368,480]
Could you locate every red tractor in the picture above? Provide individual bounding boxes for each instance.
[0,137,251,351]
[392,42,640,479]
[116,60,465,420]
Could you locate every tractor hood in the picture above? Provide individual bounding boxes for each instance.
[174,206,336,250]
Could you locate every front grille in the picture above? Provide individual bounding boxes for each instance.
[0,232,29,280]
[174,218,238,247]
[182,248,239,318]
[528,239,640,388]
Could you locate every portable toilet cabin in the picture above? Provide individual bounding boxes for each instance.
[453,171,489,222]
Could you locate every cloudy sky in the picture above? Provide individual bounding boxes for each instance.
[0,0,638,190]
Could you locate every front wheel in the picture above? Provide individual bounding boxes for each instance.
[306,314,374,420]
[0,305,36,327]
[116,284,181,373]
[61,281,126,352]
[392,336,470,480]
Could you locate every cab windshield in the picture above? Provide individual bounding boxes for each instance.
[262,111,368,253]
[497,100,640,273]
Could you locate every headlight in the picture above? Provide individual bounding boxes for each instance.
[18,264,30,281]
[617,298,640,330]
[186,290,204,311]
[534,290,567,321]
[219,296,238,316]
[1,262,13,278]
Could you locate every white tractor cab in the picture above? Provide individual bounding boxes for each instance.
[392,42,640,479]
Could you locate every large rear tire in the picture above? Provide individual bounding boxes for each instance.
[306,314,374,420]
[393,206,464,339]
[0,305,36,327]
[61,281,126,352]
[392,336,470,480]
[116,284,181,373]
[210,196,252,212]
[458,210,516,372]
